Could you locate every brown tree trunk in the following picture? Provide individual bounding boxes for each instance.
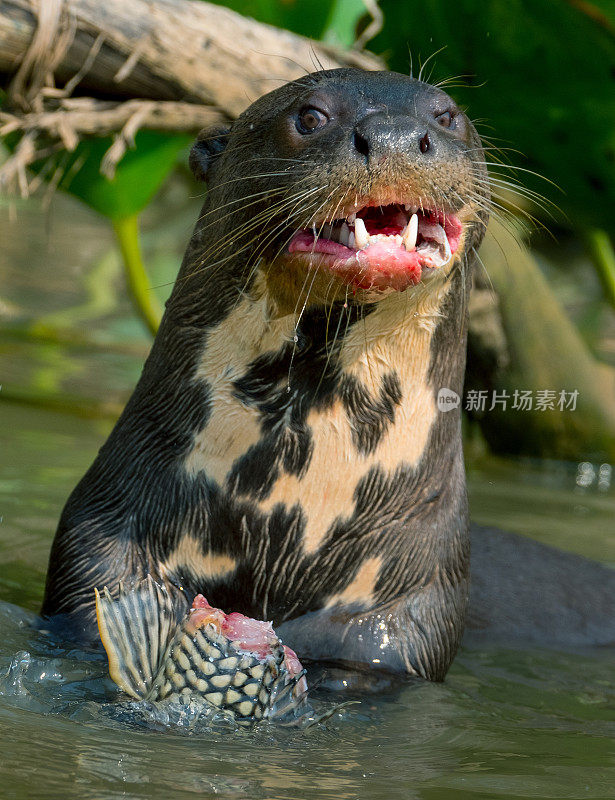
[0,0,382,181]
[0,0,381,117]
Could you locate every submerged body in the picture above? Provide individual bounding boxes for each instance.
[41,67,615,681]
[42,68,487,680]
[96,578,308,723]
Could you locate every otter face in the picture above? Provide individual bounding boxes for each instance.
[191,68,488,307]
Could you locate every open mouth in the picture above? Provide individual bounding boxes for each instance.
[287,203,463,291]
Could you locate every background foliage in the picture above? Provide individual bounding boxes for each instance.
[46,0,615,237]
[2,0,615,461]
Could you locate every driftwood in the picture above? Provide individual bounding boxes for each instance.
[0,0,382,186]
[468,219,615,460]
[3,0,612,461]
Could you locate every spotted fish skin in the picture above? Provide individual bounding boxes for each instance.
[95,577,308,724]
[152,612,301,722]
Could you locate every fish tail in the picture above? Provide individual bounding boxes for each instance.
[95,575,179,700]
[265,667,309,721]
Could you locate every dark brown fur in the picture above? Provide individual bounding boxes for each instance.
[43,69,490,680]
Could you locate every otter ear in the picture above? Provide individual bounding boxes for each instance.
[189,127,231,182]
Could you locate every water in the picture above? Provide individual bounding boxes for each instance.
[1,191,614,799]
[1,403,614,800]
[2,598,615,799]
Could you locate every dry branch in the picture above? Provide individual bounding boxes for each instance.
[0,0,383,189]
[0,98,226,177]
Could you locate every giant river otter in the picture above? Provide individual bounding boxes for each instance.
[42,69,615,680]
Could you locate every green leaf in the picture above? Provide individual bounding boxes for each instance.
[204,0,369,58]
[205,0,338,41]
[370,0,615,233]
[321,0,370,48]
[57,130,192,220]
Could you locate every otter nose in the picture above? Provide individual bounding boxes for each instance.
[352,113,431,163]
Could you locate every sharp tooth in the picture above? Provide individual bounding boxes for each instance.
[402,213,419,251]
[431,223,446,245]
[354,217,369,249]
[348,231,355,249]
[322,223,331,240]
[339,222,350,246]
[347,213,356,224]
[442,231,452,263]
[429,222,452,262]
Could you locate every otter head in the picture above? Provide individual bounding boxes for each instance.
[190,68,488,310]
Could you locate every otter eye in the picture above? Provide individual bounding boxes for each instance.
[296,107,328,134]
[436,110,456,129]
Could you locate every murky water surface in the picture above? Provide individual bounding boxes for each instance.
[1,193,614,799]
[1,404,614,800]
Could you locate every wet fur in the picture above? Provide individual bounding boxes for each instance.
[42,69,614,678]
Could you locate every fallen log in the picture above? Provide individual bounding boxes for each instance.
[0,0,382,183]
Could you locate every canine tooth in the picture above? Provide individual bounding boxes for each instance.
[354,217,369,249]
[402,213,419,251]
[431,223,447,245]
[442,231,452,262]
[322,223,332,240]
[348,231,355,249]
[339,222,350,246]
[428,222,452,262]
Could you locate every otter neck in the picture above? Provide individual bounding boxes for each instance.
[183,267,469,527]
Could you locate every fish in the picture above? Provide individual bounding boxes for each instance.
[95,576,310,725]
